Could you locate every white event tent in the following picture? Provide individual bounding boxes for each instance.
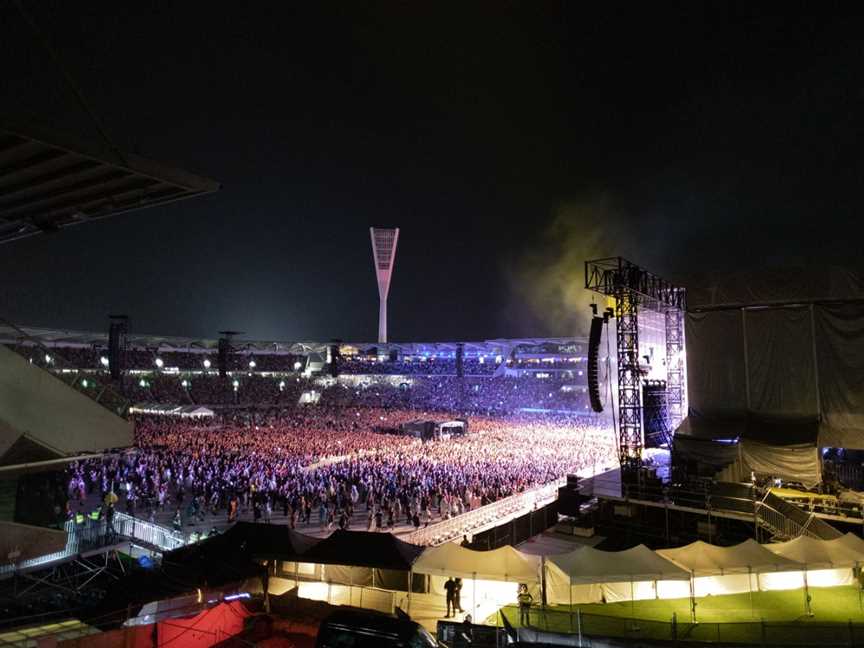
[761,534,861,592]
[658,538,802,598]
[545,544,690,605]
[413,543,541,619]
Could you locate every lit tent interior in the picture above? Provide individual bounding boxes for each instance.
[413,543,542,619]
[545,544,690,605]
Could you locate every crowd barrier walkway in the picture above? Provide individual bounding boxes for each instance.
[0,513,187,579]
[403,479,566,546]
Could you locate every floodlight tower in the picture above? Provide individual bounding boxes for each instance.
[370,227,399,344]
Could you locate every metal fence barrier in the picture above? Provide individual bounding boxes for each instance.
[0,513,187,578]
[501,605,864,647]
[403,478,566,546]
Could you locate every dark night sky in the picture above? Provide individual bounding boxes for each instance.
[1,2,862,341]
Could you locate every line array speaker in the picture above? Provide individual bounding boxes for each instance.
[588,316,604,412]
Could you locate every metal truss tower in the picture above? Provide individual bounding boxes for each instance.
[614,285,642,472]
[664,308,686,427]
[370,227,399,344]
[585,257,686,477]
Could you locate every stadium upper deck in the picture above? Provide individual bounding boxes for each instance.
[0,323,589,376]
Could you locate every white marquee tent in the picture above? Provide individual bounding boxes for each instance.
[413,543,541,620]
[760,534,861,595]
[658,539,802,598]
[545,545,690,605]
[414,542,541,583]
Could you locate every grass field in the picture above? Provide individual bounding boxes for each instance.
[495,586,864,645]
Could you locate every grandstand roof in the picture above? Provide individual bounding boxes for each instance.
[0,323,586,357]
[0,120,219,244]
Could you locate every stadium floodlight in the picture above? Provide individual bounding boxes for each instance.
[44,354,52,363]
[139,378,147,387]
[279,380,286,391]
[248,359,256,369]
[100,356,109,367]
[155,357,164,368]
[81,379,88,388]
[233,379,239,388]
[203,358,212,369]
[370,227,399,344]
[293,361,302,371]
[181,379,189,388]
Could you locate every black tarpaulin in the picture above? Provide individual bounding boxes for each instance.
[686,310,748,414]
[745,307,818,416]
[677,410,819,446]
[816,303,864,448]
[300,530,424,571]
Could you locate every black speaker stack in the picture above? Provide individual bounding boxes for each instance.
[329,342,341,377]
[107,315,128,381]
[557,474,584,517]
[218,337,231,377]
[588,315,604,412]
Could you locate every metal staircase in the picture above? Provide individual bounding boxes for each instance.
[755,490,843,541]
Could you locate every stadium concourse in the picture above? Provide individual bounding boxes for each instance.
[0,331,617,542]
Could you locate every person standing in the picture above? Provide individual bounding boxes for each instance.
[444,577,456,618]
[228,495,238,523]
[454,577,464,613]
[517,583,533,626]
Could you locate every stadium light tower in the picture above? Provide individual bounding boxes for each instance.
[370,227,399,344]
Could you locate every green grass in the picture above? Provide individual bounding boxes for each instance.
[493,586,864,645]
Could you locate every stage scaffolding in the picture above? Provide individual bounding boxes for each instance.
[585,257,686,476]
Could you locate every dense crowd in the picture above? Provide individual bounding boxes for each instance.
[338,356,499,376]
[67,407,616,533]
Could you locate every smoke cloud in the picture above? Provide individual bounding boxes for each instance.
[504,196,675,338]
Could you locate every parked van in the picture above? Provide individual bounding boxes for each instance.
[315,609,440,647]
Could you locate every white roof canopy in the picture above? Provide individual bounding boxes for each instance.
[765,534,864,569]
[658,539,801,576]
[413,543,541,582]
[548,545,690,584]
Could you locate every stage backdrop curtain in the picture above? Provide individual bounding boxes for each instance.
[685,311,747,416]
[744,307,818,416]
[739,440,821,487]
[816,303,864,448]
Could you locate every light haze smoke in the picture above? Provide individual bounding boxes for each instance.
[506,197,661,337]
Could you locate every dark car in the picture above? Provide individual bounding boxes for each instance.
[316,609,440,648]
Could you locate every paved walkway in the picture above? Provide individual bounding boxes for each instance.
[77,492,438,542]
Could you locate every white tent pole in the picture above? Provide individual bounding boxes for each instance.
[690,572,696,623]
[748,566,754,618]
[473,571,477,621]
[577,606,583,648]
[857,562,862,612]
[804,568,812,617]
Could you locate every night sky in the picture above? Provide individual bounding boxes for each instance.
[1,2,862,342]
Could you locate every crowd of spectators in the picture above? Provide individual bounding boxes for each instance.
[68,408,616,533]
[338,355,500,376]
